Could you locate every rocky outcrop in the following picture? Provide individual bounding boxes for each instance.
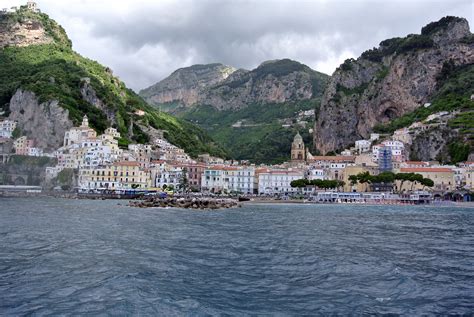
[128,197,240,209]
[80,79,116,123]
[199,59,328,110]
[140,59,329,111]
[314,16,474,154]
[8,89,73,150]
[140,63,236,108]
[0,7,71,48]
[0,18,52,48]
[409,126,458,161]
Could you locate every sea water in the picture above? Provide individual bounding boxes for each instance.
[1,197,473,315]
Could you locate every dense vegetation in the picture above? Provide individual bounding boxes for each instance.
[290,178,345,190]
[348,171,434,192]
[181,100,319,163]
[0,9,226,158]
[355,16,464,65]
[357,17,462,65]
[421,16,466,35]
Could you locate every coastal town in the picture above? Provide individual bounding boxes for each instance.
[0,2,472,205]
[1,111,473,203]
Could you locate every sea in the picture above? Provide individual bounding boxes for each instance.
[0,197,473,315]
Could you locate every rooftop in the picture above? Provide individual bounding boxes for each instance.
[400,167,453,173]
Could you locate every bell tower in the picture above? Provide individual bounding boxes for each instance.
[291,132,305,162]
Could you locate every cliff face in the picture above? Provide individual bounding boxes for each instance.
[409,126,458,162]
[0,7,227,158]
[0,7,70,48]
[199,59,329,110]
[8,89,73,150]
[140,59,330,111]
[140,63,236,107]
[314,17,474,154]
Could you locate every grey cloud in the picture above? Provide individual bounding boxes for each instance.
[35,0,473,90]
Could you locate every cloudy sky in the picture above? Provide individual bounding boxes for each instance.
[5,0,473,91]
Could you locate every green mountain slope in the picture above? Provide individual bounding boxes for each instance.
[157,59,328,163]
[0,7,226,158]
[181,99,318,164]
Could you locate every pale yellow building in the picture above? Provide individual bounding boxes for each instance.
[396,167,455,192]
[78,161,151,190]
[342,165,378,192]
[464,168,474,191]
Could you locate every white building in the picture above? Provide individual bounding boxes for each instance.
[370,133,380,142]
[201,167,228,193]
[27,147,43,157]
[63,115,97,147]
[306,167,328,181]
[257,169,304,195]
[355,140,371,154]
[104,127,121,138]
[151,163,183,189]
[226,167,256,194]
[0,120,17,138]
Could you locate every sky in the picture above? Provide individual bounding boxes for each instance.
[4,0,473,91]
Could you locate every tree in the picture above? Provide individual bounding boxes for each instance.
[179,167,189,193]
[357,171,372,192]
[395,173,411,193]
[409,173,424,190]
[290,179,309,188]
[348,175,358,186]
[421,178,434,190]
[375,171,395,183]
[11,127,21,139]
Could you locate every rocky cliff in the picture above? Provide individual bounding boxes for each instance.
[140,59,329,111]
[314,16,474,154]
[0,6,227,158]
[0,7,70,48]
[8,89,73,150]
[140,63,236,108]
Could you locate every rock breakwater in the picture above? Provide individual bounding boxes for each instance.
[128,197,240,209]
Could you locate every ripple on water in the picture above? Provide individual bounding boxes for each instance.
[0,198,473,315]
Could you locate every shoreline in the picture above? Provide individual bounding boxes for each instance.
[241,198,474,208]
[2,192,474,208]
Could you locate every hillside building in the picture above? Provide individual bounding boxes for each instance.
[0,120,17,138]
[63,115,97,147]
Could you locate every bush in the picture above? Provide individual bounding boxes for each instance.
[421,16,465,35]
[448,142,470,163]
[398,34,434,53]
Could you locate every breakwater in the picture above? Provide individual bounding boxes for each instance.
[128,197,240,209]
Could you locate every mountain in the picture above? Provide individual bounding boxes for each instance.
[196,59,329,110]
[314,16,473,161]
[0,5,226,158]
[139,63,236,111]
[141,58,329,112]
[140,59,329,163]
